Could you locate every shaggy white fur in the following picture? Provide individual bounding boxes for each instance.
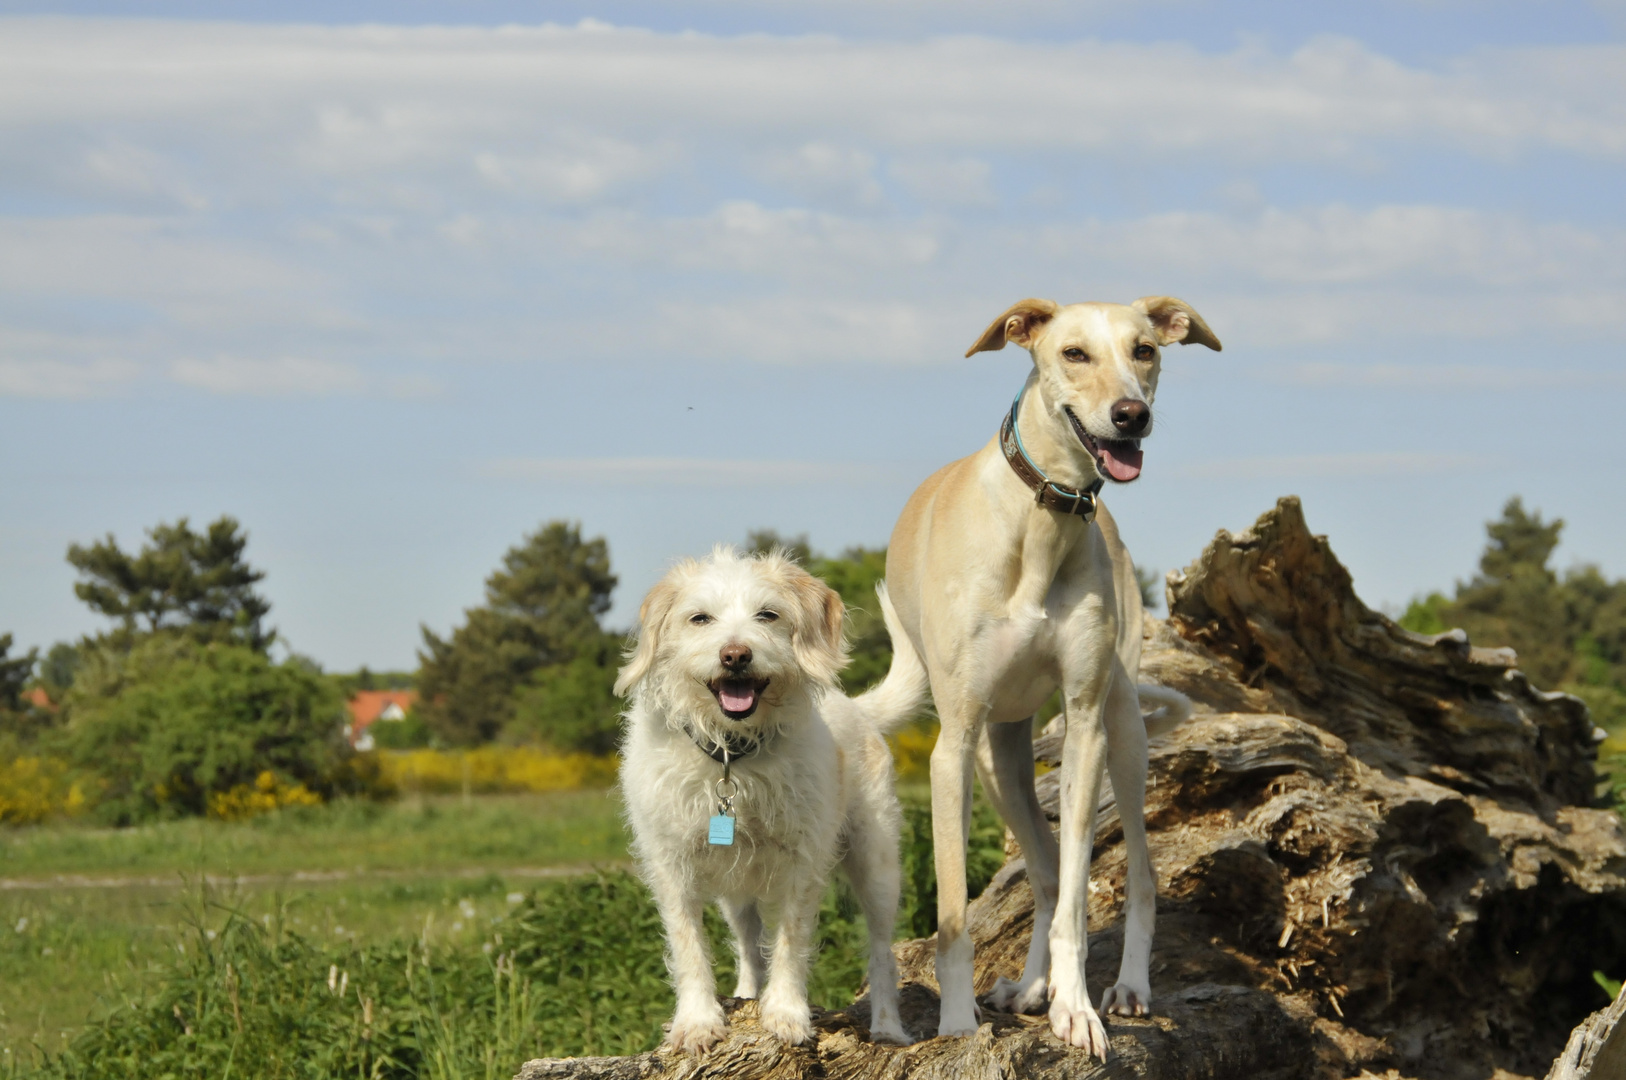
[615,547,925,1053]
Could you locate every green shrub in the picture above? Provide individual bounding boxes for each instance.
[62,637,350,825]
[504,637,622,756]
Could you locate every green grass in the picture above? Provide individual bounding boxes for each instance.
[0,873,553,1058]
[0,791,628,881]
[1,791,629,1060]
[2,785,1006,1077]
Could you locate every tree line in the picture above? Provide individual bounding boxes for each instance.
[0,518,904,822]
[1401,497,1626,738]
[5,496,1621,826]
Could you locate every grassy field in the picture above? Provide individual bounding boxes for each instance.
[0,790,627,880]
[1,791,630,1060]
[1,782,1004,1076]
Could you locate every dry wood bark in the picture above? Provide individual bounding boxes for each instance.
[1544,987,1626,1080]
[518,497,1626,1080]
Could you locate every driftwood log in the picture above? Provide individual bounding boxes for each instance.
[518,497,1626,1080]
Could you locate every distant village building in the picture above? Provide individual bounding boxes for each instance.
[345,689,418,752]
[22,687,54,711]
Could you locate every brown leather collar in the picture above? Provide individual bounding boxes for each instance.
[999,392,1103,520]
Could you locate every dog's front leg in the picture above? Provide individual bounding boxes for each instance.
[758,881,823,1045]
[649,870,726,1053]
[930,709,982,1037]
[1100,667,1155,1017]
[1049,669,1113,1060]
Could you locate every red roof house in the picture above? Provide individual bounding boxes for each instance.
[345,690,419,750]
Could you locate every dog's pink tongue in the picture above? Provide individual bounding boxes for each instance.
[719,681,757,712]
[1099,441,1143,482]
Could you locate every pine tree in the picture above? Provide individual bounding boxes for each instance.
[66,516,274,652]
[0,633,37,713]
[416,522,617,745]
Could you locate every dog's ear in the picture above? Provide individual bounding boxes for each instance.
[787,568,847,689]
[614,576,681,696]
[1131,296,1222,351]
[965,298,1060,357]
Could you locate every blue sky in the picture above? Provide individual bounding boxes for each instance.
[2,1,1624,672]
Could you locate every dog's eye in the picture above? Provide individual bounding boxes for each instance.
[688,613,714,626]
[754,610,780,623]
[1134,343,1156,361]
[1062,347,1088,363]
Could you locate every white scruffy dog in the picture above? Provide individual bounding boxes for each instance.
[615,547,925,1052]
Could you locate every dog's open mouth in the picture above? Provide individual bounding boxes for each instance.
[709,677,770,720]
[1064,407,1143,483]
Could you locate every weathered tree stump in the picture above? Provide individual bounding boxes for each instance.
[518,498,1626,1080]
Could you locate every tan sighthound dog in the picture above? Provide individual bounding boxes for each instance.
[874,296,1219,1058]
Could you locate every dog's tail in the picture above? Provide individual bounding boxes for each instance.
[1138,682,1193,739]
[852,582,931,735]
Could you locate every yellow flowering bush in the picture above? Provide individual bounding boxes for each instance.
[0,755,87,826]
[380,746,617,794]
[889,723,937,783]
[207,770,323,820]
[888,720,1053,782]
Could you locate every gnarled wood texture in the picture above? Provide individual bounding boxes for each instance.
[518,497,1626,1080]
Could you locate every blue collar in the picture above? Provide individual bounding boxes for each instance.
[1000,381,1104,519]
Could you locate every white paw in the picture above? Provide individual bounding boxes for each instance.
[1049,998,1110,1061]
[667,1009,727,1054]
[988,974,1048,1014]
[937,993,981,1038]
[1101,982,1151,1017]
[869,1019,913,1045]
[760,1001,814,1046]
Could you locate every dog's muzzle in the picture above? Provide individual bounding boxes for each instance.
[1064,406,1144,482]
[709,677,770,720]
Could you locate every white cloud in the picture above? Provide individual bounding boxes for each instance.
[0,18,1622,382]
[648,297,942,364]
[0,358,140,398]
[1173,451,1500,480]
[472,136,676,204]
[481,457,900,485]
[888,156,997,208]
[0,216,319,316]
[168,355,367,396]
[1280,363,1626,390]
[1099,205,1624,287]
[0,20,1622,211]
[757,143,885,210]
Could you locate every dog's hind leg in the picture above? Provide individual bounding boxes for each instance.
[977,716,1060,1016]
[843,804,911,1044]
[648,869,726,1053]
[929,703,983,1037]
[719,896,768,1000]
[758,878,824,1045]
[1100,669,1155,1017]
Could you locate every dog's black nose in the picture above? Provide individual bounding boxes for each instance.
[1111,399,1151,436]
[719,643,753,671]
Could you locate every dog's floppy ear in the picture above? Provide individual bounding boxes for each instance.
[614,576,681,696]
[1131,296,1222,351]
[965,298,1060,357]
[787,567,847,689]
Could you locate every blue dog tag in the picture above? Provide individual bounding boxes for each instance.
[708,814,735,846]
